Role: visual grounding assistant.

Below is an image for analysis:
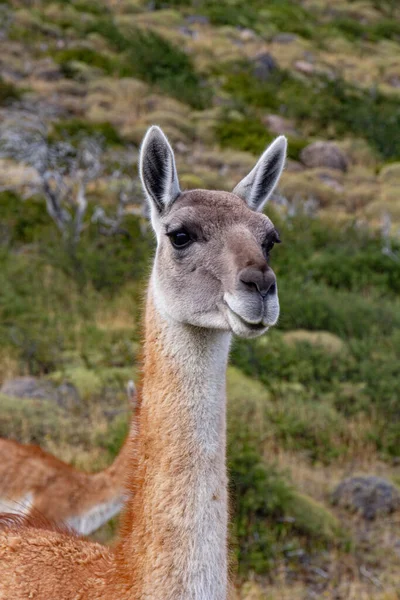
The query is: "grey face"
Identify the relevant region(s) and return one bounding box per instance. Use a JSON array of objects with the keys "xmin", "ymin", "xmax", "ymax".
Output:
[
  {"xmin": 154, "ymin": 190, "xmax": 280, "ymax": 338},
  {"xmin": 140, "ymin": 126, "xmax": 287, "ymax": 339}
]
